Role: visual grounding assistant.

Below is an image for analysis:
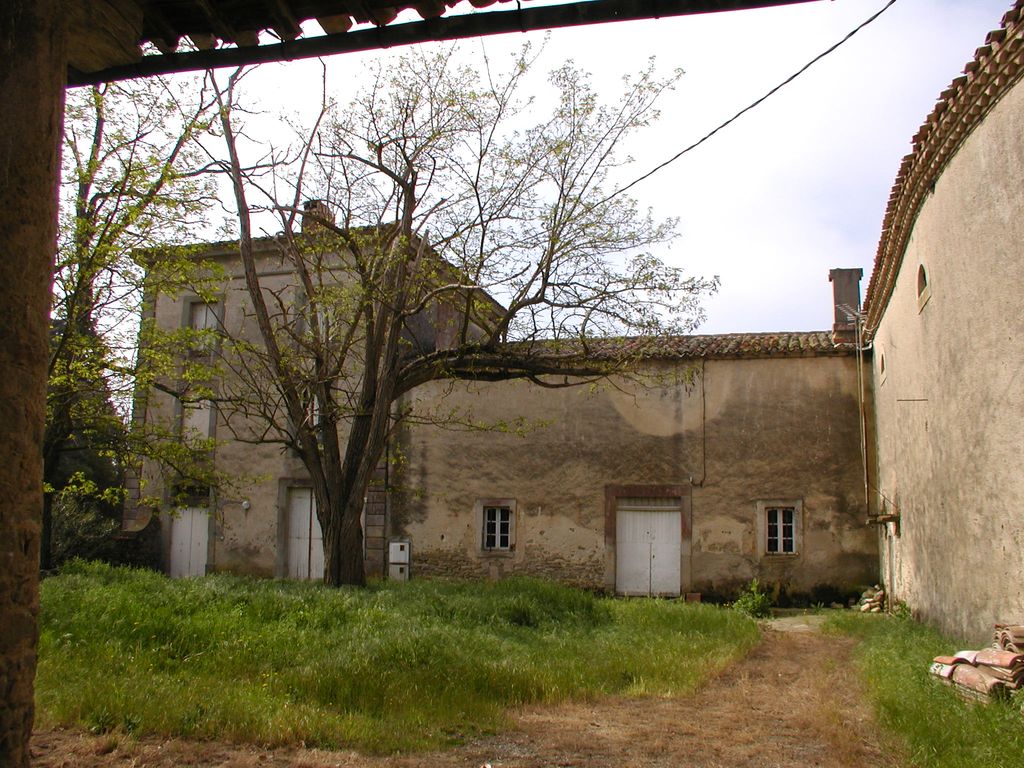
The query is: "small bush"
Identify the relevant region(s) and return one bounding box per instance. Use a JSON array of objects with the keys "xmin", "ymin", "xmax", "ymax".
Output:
[{"xmin": 731, "ymin": 578, "xmax": 772, "ymax": 618}]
